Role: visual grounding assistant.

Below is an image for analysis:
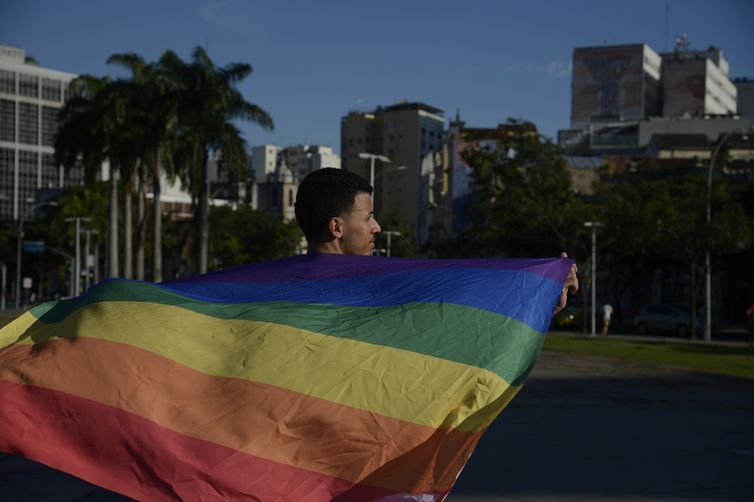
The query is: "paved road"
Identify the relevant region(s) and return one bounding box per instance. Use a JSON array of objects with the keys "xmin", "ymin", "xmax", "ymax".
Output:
[
  {"xmin": 451, "ymin": 351, "xmax": 754, "ymax": 501},
  {"xmin": 2, "ymin": 351, "xmax": 752, "ymax": 501}
]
